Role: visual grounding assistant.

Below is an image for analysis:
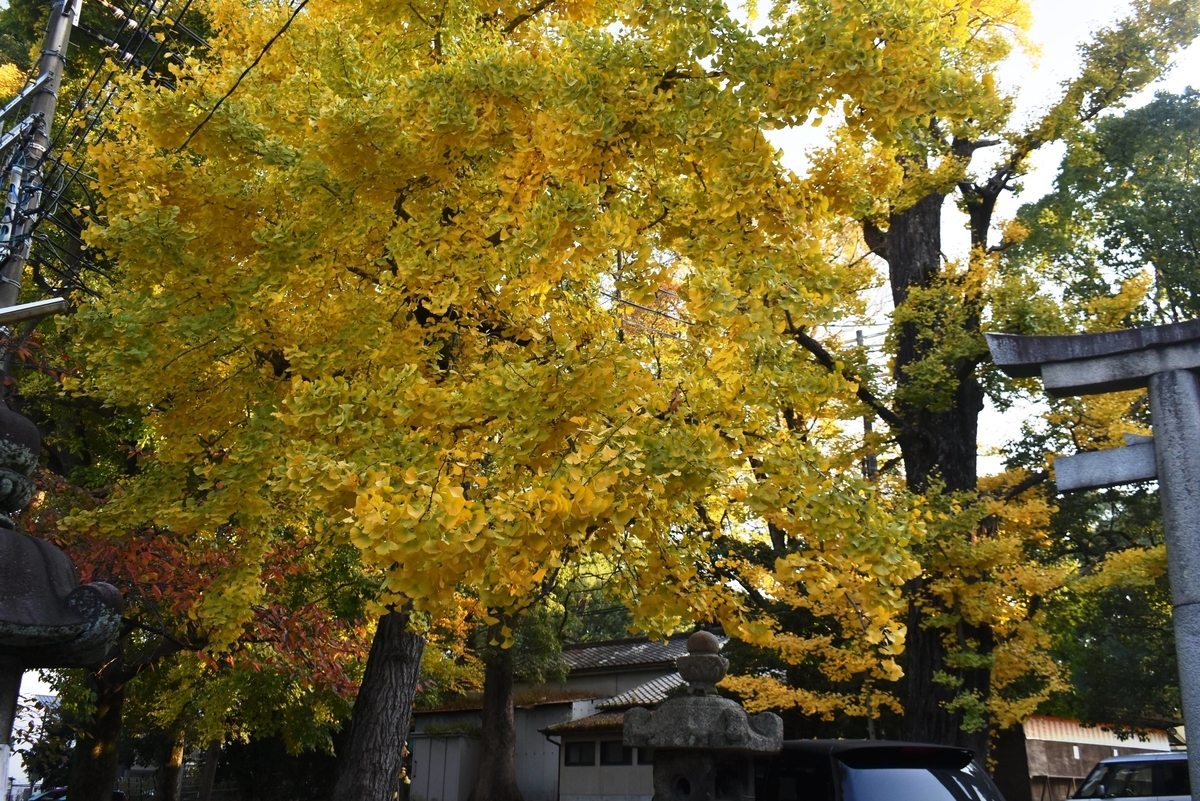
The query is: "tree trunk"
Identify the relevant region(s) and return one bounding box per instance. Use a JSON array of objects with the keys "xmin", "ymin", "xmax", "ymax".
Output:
[
  {"xmin": 156, "ymin": 722, "xmax": 186, "ymax": 801},
  {"xmin": 872, "ymin": 190, "xmax": 992, "ymax": 761},
  {"xmin": 468, "ymin": 641, "xmax": 523, "ymax": 801},
  {"xmin": 903, "ymin": 600, "xmax": 993, "ymax": 758},
  {"xmin": 66, "ymin": 635, "xmax": 184, "ymax": 801},
  {"xmin": 884, "ymin": 191, "xmax": 985, "ymax": 496},
  {"xmin": 66, "ymin": 674, "xmax": 125, "ymax": 801},
  {"xmin": 197, "ymin": 740, "xmax": 221, "ymax": 801},
  {"xmin": 331, "ymin": 610, "xmax": 426, "ymax": 801}
]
